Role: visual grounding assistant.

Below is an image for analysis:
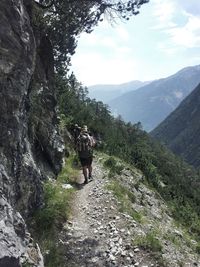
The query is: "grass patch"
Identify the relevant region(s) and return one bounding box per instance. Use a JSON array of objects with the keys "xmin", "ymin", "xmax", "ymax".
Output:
[
  {"xmin": 58, "ymin": 154, "xmax": 80, "ymax": 184},
  {"xmin": 163, "ymin": 231, "xmax": 182, "ymax": 248},
  {"xmin": 104, "ymin": 156, "xmax": 124, "ymax": 176},
  {"xmin": 195, "ymin": 243, "xmax": 200, "ymax": 254},
  {"xmin": 133, "ymin": 231, "xmax": 163, "ymax": 253},
  {"xmin": 40, "ymin": 239, "xmax": 65, "ymax": 267},
  {"xmin": 107, "ymin": 180, "xmax": 142, "ymax": 223},
  {"xmin": 33, "ymin": 181, "xmax": 74, "ymax": 235},
  {"xmin": 29, "ymin": 155, "xmax": 78, "ymax": 267}
]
